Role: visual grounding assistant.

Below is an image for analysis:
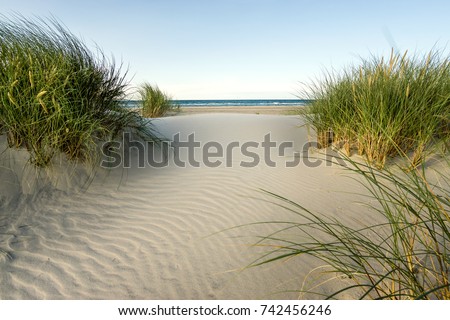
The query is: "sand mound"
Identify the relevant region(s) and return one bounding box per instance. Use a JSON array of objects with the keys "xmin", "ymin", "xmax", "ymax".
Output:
[{"xmin": 1, "ymin": 114, "xmax": 438, "ymax": 299}]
